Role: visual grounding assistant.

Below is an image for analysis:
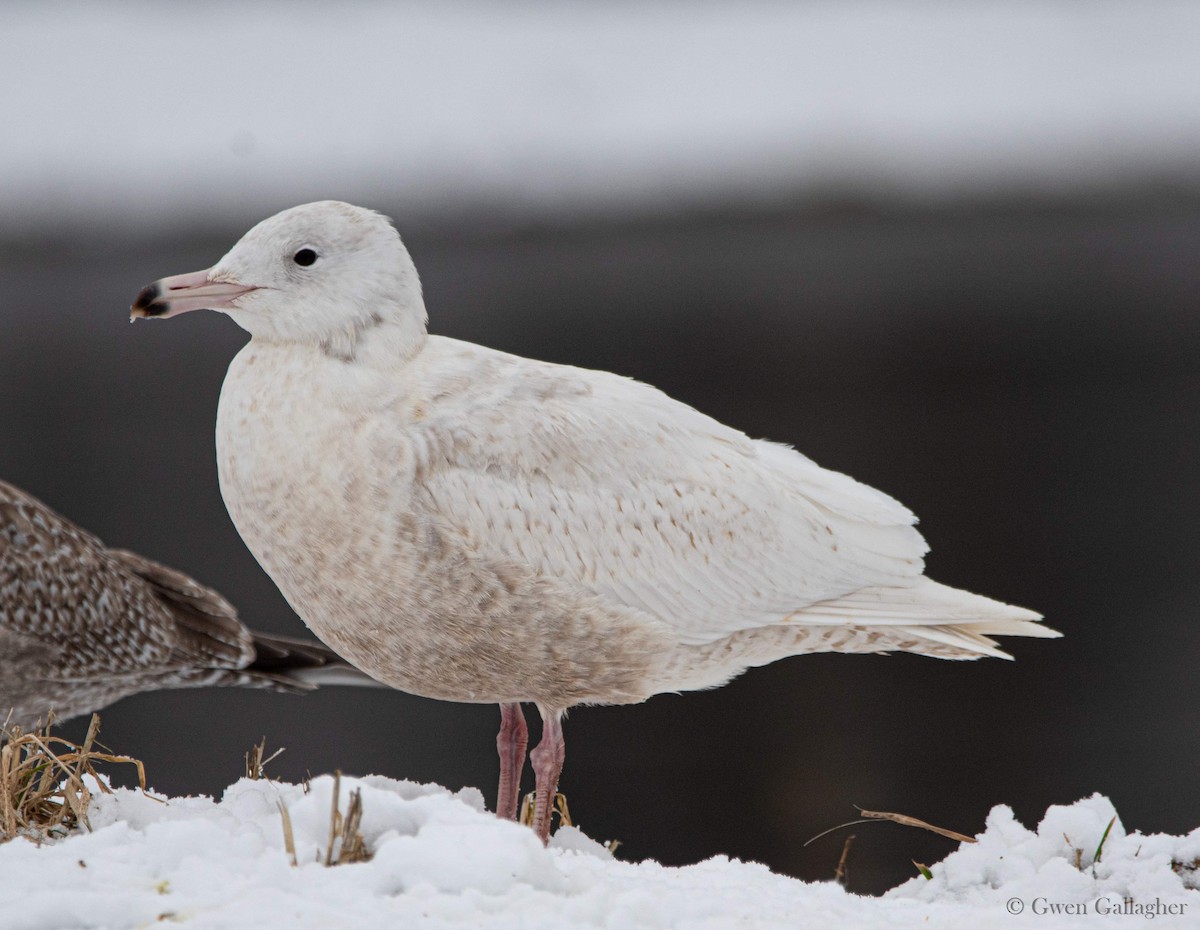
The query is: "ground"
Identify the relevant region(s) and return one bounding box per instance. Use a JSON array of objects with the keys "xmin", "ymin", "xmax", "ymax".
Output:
[{"xmin": 2, "ymin": 775, "xmax": 1197, "ymax": 929}]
